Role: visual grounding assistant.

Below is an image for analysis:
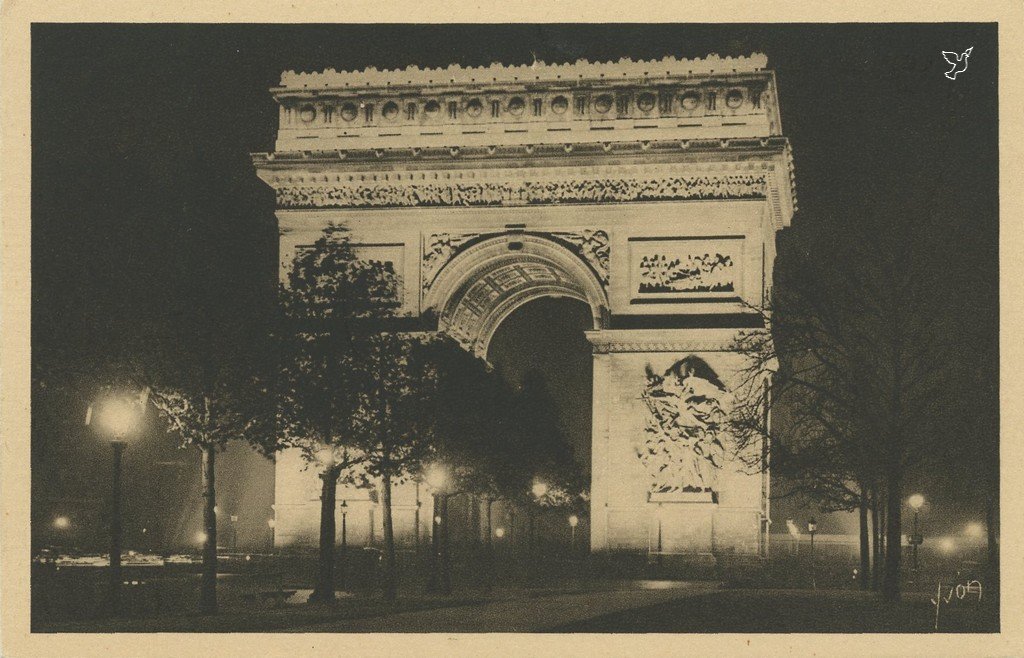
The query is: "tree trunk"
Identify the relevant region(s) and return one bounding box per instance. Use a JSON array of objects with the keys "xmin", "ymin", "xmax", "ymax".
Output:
[
  {"xmin": 426, "ymin": 492, "xmax": 441, "ymax": 593},
  {"xmin": 440, "ymin": 493, "xmax": 452, "ymax": 595},
  {"xmin": 985, "ymin": 495, "xmax": 997, "ymax": 566},
  {"xmin": 308, "ymin": 466, "xmax": 339, "ymax": 603},
  {"xmin": 469, "ymin": 494, "xmax": 481, "ymax": 548},
  {"xmin": 200, "ymin": 444, "xmax": 217, "ymax": 615},
  {"xmin": 858, "ymin": 487, "xmax": 870, "ymax": 591},
  {"xmin": 528, "ymin": 508, "xmax": 536, "ymax": 559},
  {"xmin": 509, "ymin": 507, "xmax": 516, "ymax": 553},
  {"xmin": 879, "ymin": 500, "xmax": 887, "ymax": 570},
  {"xmin": 485, "ymin": 498, "xmax": 493, "ymax": 549},
  {"xmin": 985, "ymin": 493, "xmax": 998, "ymax": 597},
  {"xmin": 871, "ymin": 493, "xmax": 882, "ymax": 591},
  {"xmin": 381, "ymin": 472, "xmax": 398, "ymax": 601},
  {"xmin": 882, "ymin": 471, "xmax": 903, "ymax": 602},
  {"xmin": 485, "ymin": 498, "xmax": 495, "ymax": 591}
]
